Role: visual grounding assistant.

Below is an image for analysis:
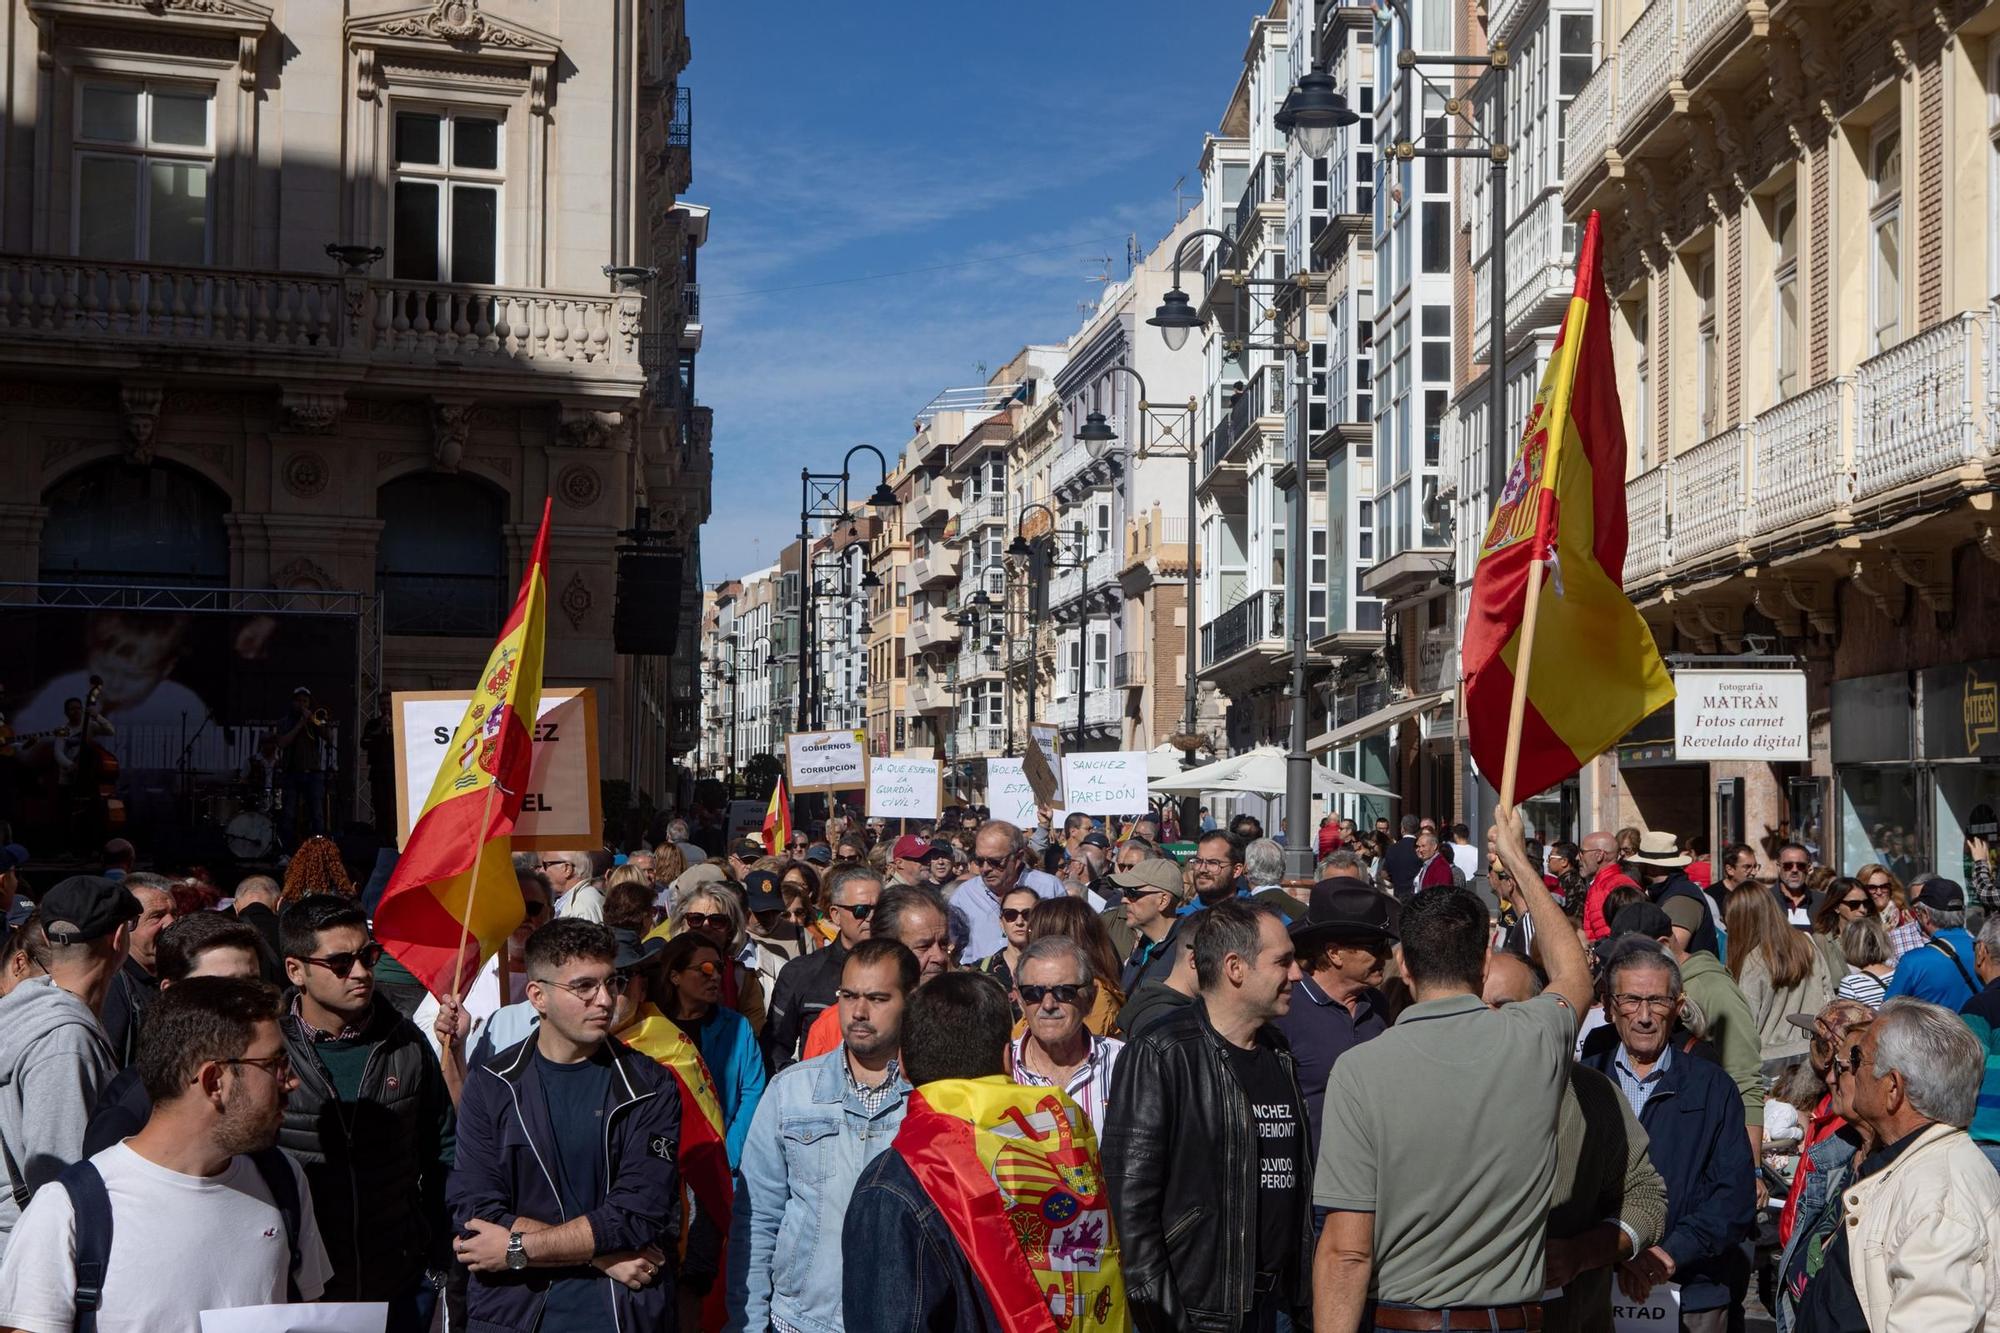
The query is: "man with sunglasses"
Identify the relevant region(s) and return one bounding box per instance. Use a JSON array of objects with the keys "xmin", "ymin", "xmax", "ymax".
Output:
[
  {"xmin": 1010, "ymin": 935, "xmax": 1124, "ymax": 1133},
  {"xmin": 278, "ymin": 895, "xmax": 453, "ymax": 1332},
  {"xmin": 450, "ymin": 919, "xmax": 681, "ymax": 1333},
  {"xmin": 763, "ymin": 864, "xmax": 883, "ymax": 1068},
  {"xmin": 953, "ymin": 821, "xmax": 1064, "ymax": 964},
  {"xmin": 1116, "ymin": 856, "xmax": 1190, "ymax": 995},
  {"xmin": 1771, "ymin": 841, "xmax": 1824, "ymax": 930}
]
